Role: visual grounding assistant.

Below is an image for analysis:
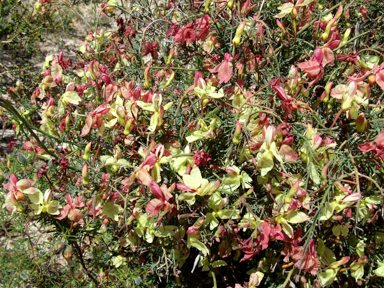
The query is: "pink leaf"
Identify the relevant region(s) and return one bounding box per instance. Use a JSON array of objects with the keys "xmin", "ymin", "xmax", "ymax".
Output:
[
  {"xmin": 279, "ymin": 144, "xmax": 298, "ymax": 162},
  {"xmin": 10, "ymin": 174, "xmax": 18, "ymax": 187},
  {"xmin": 68, "ymin": 209, "xmax": 84, "ymax": 223},
  {"xmin": 217, "ymin": 61, "xmax": 233, "ymax": 83},
  {"xmin": 330, "ymin": 84, "xmax": 346, "ymax": 100},
  {"xmin": 297, "ymin": 60, "xmax": 321, "ymax": 78},
  {"xmin": 311, "ymin": 48, "xmax": 324, "ymax": 65},
  {"xmin": 80, "ymin": 115, "xmax": 93, "ymax": 136},
  {"xmin": 176, "ymin": 183, "xmax": 194, "ymax": 192},
  {"xmin": 146, "ymin": 198, "xmax": 163, "ymax": 217},
  {"xmin": 150, "ymin": 182, "xmax": 164, "ymax": 200},
  {"xmin": 137, "ymin": 169, "xmax": 153, "ymax": 187},
  {"xmin": 376, "ymin": 70, "xmax": 384, "ymax": 91},
  {"xmin": 322, "ymin": 47, "xmax": 335, "ymax": 67},
  {"xmin": 272, "ymin": 86, "xmax": 288, "ymax": 102},
  {"xmin": 55, "ymin": 205, "xmax": 70, "ymax": 220}
]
